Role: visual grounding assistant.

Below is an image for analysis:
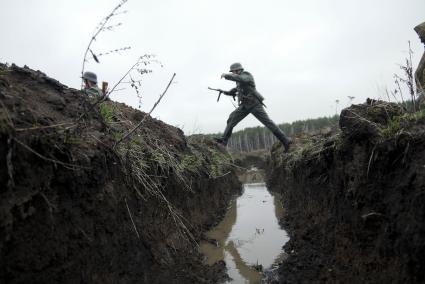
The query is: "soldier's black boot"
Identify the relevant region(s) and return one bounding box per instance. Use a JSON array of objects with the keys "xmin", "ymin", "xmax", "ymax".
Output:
[
  {"xmin": 271, "ymin": 129, "xmax": 292, "ymax": 152},
  {"xmin": 214, "ymin": 137, "xmax": 227, "ymax": 146},
  {"xmin": 283, "ymin": 138, "xmax": 293, "ymax": 153}
]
